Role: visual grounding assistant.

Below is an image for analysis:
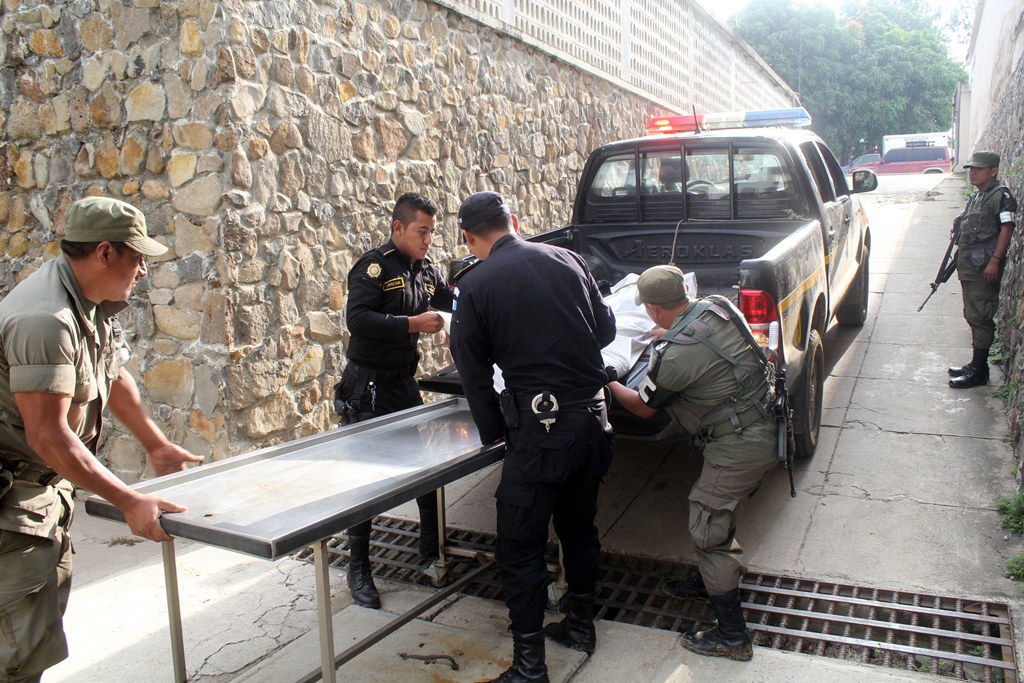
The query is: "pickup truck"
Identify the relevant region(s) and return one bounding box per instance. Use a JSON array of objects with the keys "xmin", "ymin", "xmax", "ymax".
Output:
[{"xmin": 423, "ymin": 108, "xmax": 877, "ymax": 460}]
